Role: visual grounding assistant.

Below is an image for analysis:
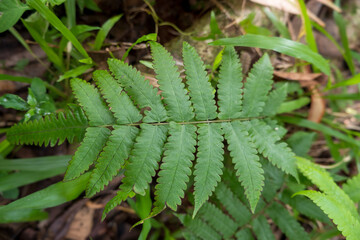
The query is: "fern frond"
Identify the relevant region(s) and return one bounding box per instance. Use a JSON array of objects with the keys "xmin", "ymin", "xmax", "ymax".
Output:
[
  {"xmin": 252, "ymin": 215, "xmax": 276, "ymax": 240},
  {"xmin": 107, "ymin": 59, "xmax": 167, "ymax": 123},
  {"xmin": 70, "ymin": 78, "xmax": 115, "ymax": 126},
  {"xmin": 261, "ymin": 83, "xmax": 288, "ymax": 116},
  {"xmin": 193, "ymin": 123, "xmax": 224, "ymax": 217},
  {"xmin": 214, "ymin": 182, "xmax": 251, "ymax": 226},
  {"xmin": 182, "ymin": 42, "xmax": 217, "ymax": 120},
  {"xmin": 295, "ymin": 190, "xmax": 360, "ymax": 240},
  {"xmin": 198, "ymin": 202, "xmax": 238, "ymax": 239},
  {"xmin": 222, "ymin": 121, "xmax": 264, "ymax": 213},
  {"xmin": 64, "ymin": 127, "xmax": 110, "ymax": 181},
  {"xmin": 6, "ymin": 106, "xmax": 88, "ymax": 147},
  {"xmin": 102, "ymin": 190, "xmax": 135, "ymax": 219},
  {"xmin": 154, "ymin": 122, "xmax": 196, "ymax": 210},
  {"xmin": 343, "ymin": 173, "xmax": 360, "ymax": 202},
  {"xmin": 296, "ymin": 157, "xmax": 360, "ymax": 221},
  {"xmin": 235, "ymin": 228, "xmax": 254, "ymax": 240},
  {"xmin": 266, "ymin": 202, "xmax": 310, "ymax": 240},
  {"xmin": 241, "ymin": 54, "xmax": 273, "ymax": 117},
  {"xmin": 217, "ymin": 46, "xmax": 243, "ymax": 119},
  {"xmin": 120, "ymin": 124, "xmax": 168, "ymax": 195},
  {"xmin": 93, "ymin": 70, "xmax": 142, "ymax": 124},
  {"xmin": 247, "ymin": 119, "xmax": 298, "ymax": 180},
  {"xmin": 180, "ymin": 214, "xmax": 222, "ymax": 240},
  {"xmin": 86, "ymin": 126, "xmax": 139, "ymax": 197},
  {"xmin": 150, "ymin": 42, "xmax": 194, "ymax": 121}
]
